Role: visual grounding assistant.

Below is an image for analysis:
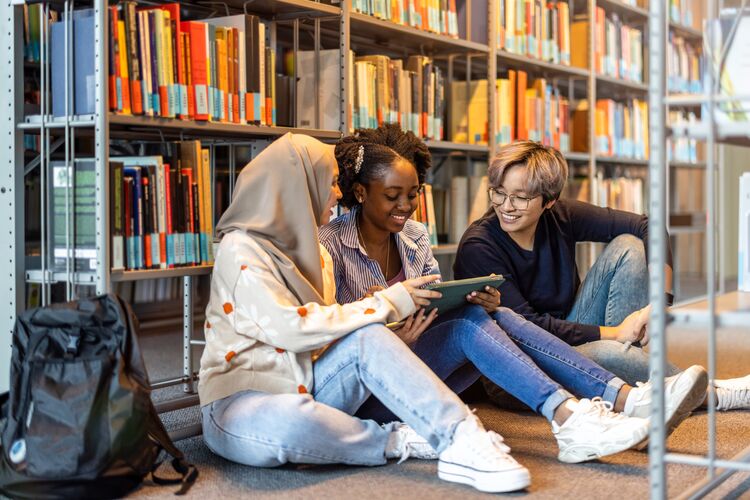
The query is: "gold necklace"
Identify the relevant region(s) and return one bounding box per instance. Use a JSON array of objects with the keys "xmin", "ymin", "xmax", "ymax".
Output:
[{"xmin": 357, "ymin": 218, "xmax": 390, "ymax": 280}]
